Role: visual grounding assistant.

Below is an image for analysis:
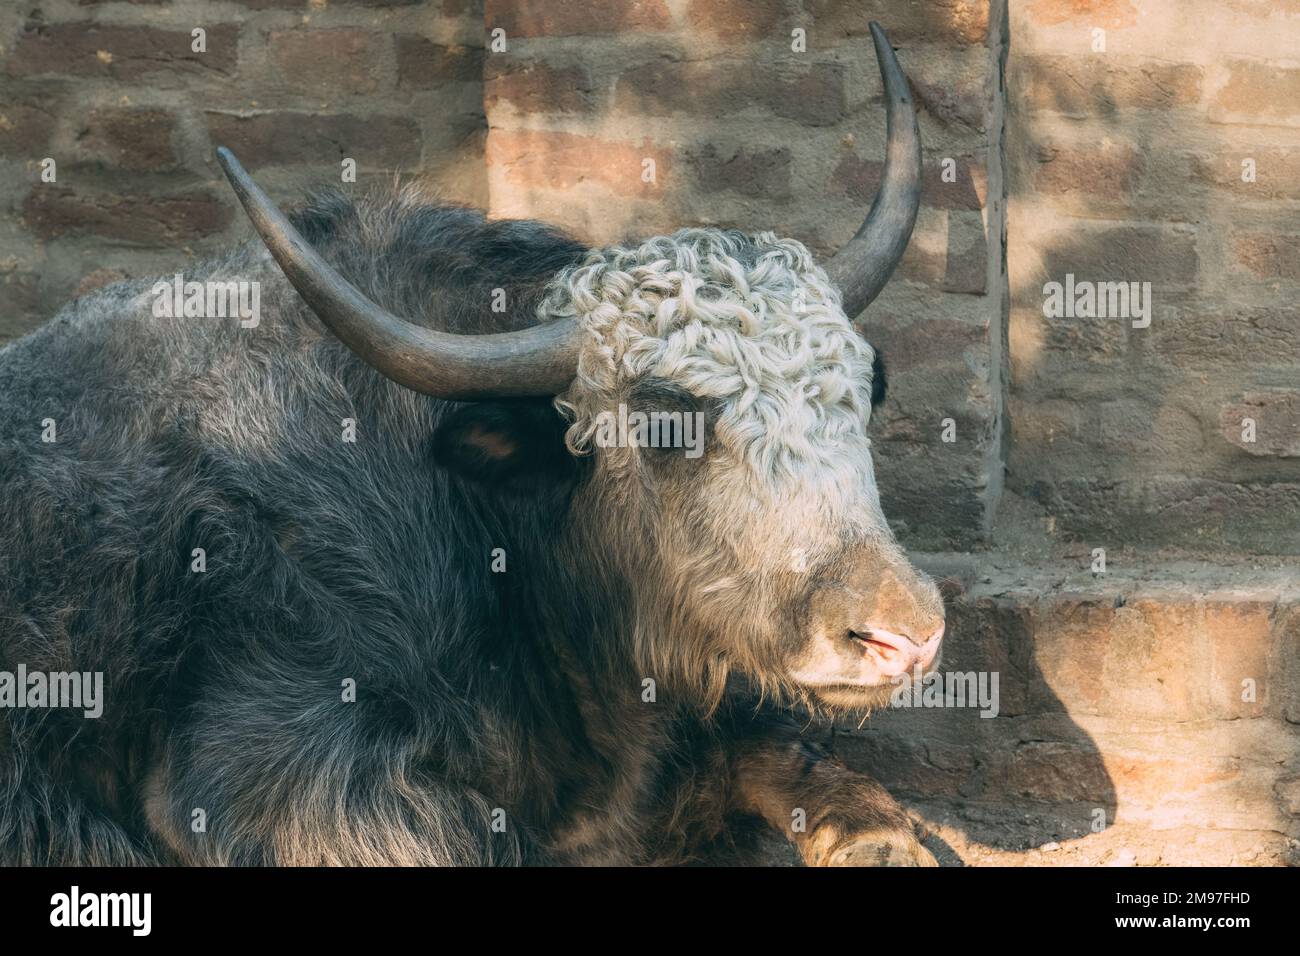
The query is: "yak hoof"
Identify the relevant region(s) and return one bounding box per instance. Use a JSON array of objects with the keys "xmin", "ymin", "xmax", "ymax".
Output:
[{"xmin": 824, "ymin": 832, "xmax": 939, "ymax": 867}]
